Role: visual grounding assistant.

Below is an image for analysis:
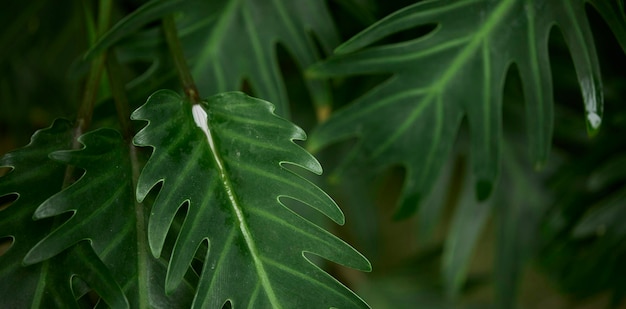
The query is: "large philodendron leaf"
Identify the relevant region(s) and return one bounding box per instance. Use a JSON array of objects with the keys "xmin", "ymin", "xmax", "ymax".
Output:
[
  {"xmin": 0, "ymin": 120, "xmax": 126, "ymax": 308},
  {"xmin": 132, "ymin": 90, "xmax": 371, "ymax": 308},
  {"xmin": 85, "ymin": 0, "xmax": 340, "ymax": 117},
  {"xmin": 183, "ymin": 0, "xmax": 339, "ymax": 117},
  {"xmin": 23, "ymin": 129, "xmax": 195, "ymax": 308},
  {"xmin": 308, "ymin": 0, "xmax": 616, "ymax": 217}
]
